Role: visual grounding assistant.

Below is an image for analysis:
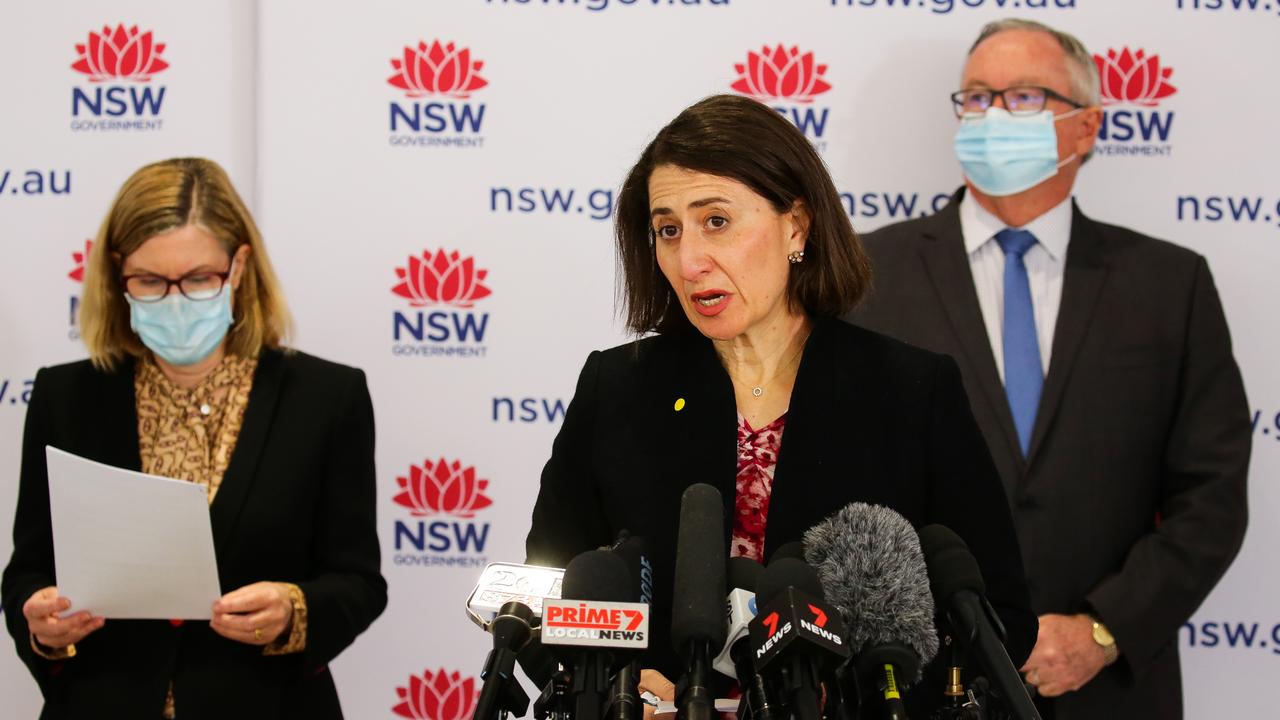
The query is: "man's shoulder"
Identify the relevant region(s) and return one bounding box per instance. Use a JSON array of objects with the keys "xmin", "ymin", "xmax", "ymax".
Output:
[
  {"xmin": 861, "ymin": 212, "xmax": 950, "ymax": 248},
  {"xmin": 1084, "ymin": 214, "xmax": 1203, "ymax": 268}
]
